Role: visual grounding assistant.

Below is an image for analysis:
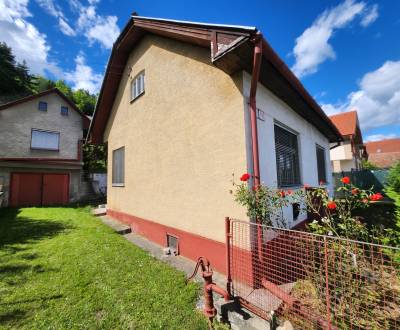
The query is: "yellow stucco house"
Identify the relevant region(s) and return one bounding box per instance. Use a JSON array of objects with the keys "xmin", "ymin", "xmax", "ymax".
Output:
[{"xmin": 88, "ymin": 15, "xmax": 341, "ymax": 273}]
